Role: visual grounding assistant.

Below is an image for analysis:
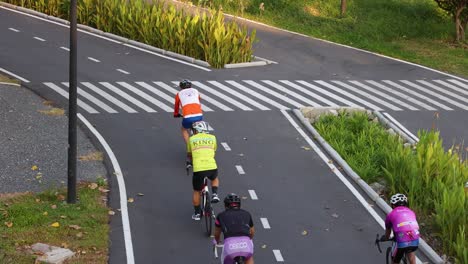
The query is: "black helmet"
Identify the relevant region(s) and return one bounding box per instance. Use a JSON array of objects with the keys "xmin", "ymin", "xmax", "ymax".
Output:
[
  {"xmin": 224, "ymin": 193, "xmax": 241, "ymax": 209},
  {"xmin": 179, "ymin": 79, "xmax": 192, "ymax": 89}
]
